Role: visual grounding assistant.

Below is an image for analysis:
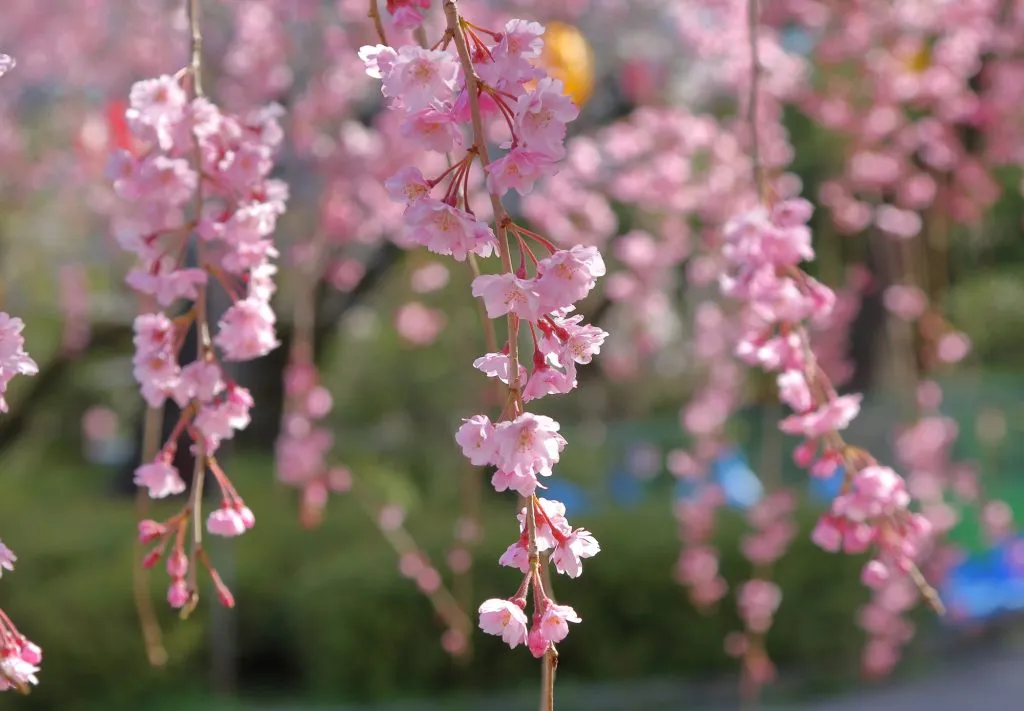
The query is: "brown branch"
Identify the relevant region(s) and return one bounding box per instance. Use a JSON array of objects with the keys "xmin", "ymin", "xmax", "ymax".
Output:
[
  {"xmin": 133, "ymin": 407, "xmax": 168, "ymax": 667},
  {"xmin": 746, "ymin": 0, "xmax": 763, "ymax": 198},
  {"xmin": 368, "ymin": 0, "xmax": 389, "ymax": 45}
]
